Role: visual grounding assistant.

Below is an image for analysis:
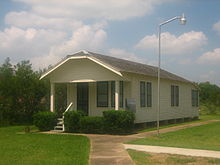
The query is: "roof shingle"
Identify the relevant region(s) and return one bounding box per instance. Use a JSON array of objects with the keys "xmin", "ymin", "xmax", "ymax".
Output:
[{"xmin": 66, "ymin": 51, "xmax": 191, "ymax": 83}]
